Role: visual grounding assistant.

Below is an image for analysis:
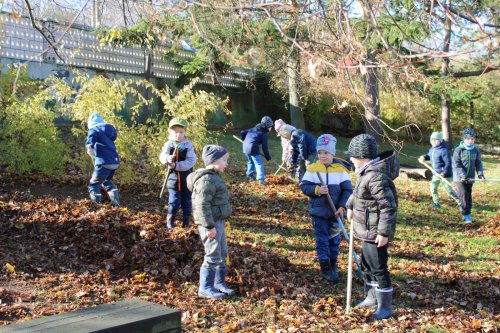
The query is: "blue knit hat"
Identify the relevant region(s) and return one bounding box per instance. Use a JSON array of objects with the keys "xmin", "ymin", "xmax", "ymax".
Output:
[
  {"xmin": 462, "ymin": 128, "xmax": 476, "ymax": 139},
  {"xmin": 317, "ymin": 134, "xmax": 337, "ymax": 155},
  {"xmin": 202, "ymin": 144, "xmax": 228, "ymax": 166},
  {"xmin": 88, "ymin": 113, "xmax": 106, "ymax": 129}
]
